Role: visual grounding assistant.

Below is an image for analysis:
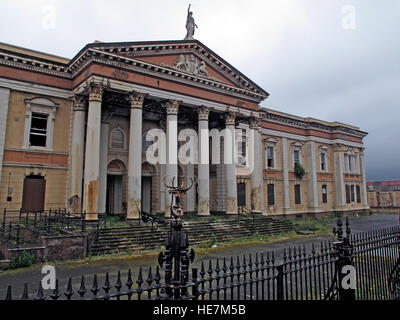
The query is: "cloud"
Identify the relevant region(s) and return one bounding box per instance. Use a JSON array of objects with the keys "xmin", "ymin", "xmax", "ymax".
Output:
[{"xmin": 0, "ymin": 0, "xmax": 398, "ymax": 180}]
